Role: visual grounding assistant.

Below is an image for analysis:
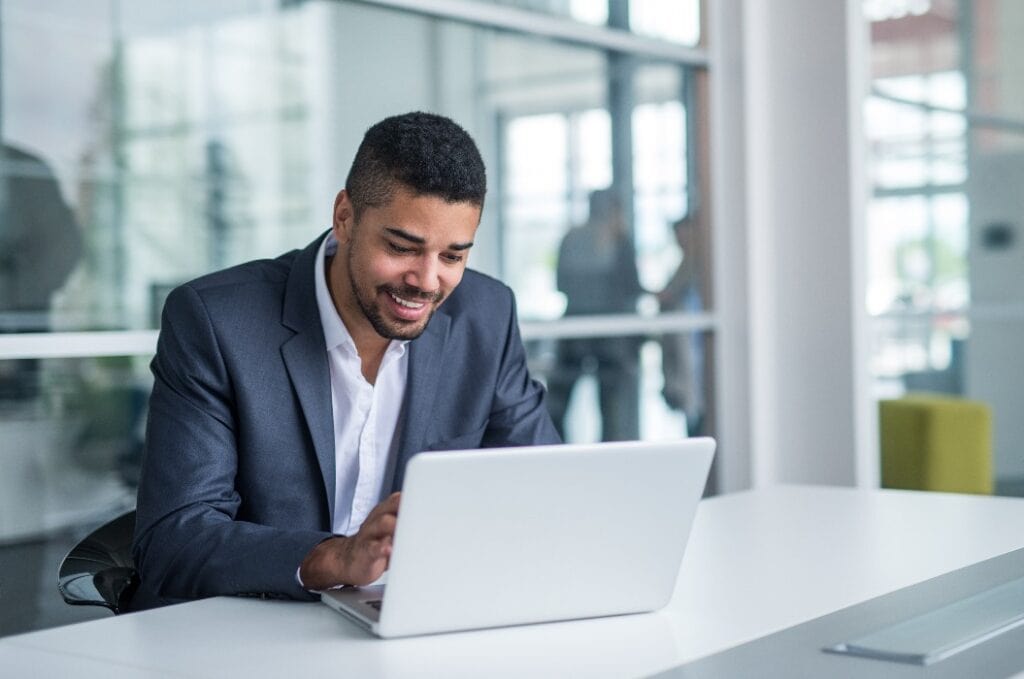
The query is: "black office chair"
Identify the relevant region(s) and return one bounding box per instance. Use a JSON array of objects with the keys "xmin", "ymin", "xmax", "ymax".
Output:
[{"xmin": 58, "ymin": 510, "xmax": 138, "ymax": 614}]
